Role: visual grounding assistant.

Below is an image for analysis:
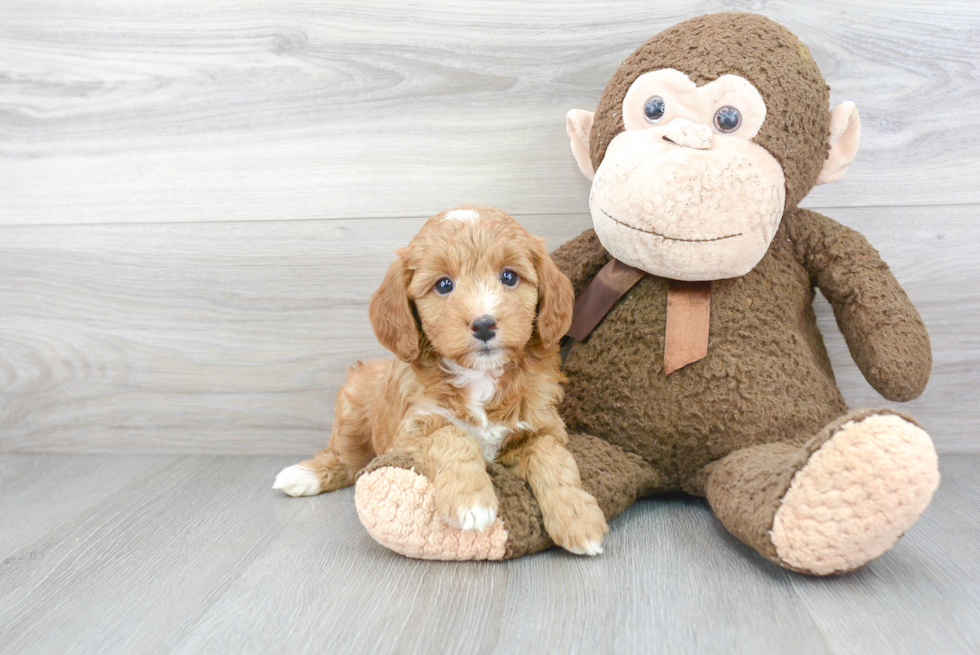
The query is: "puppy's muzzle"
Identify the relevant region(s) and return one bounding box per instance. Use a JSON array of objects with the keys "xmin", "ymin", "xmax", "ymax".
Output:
[{"xmin": 471, "ymin": 315, "xmax": 497, "ymax": 342}]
